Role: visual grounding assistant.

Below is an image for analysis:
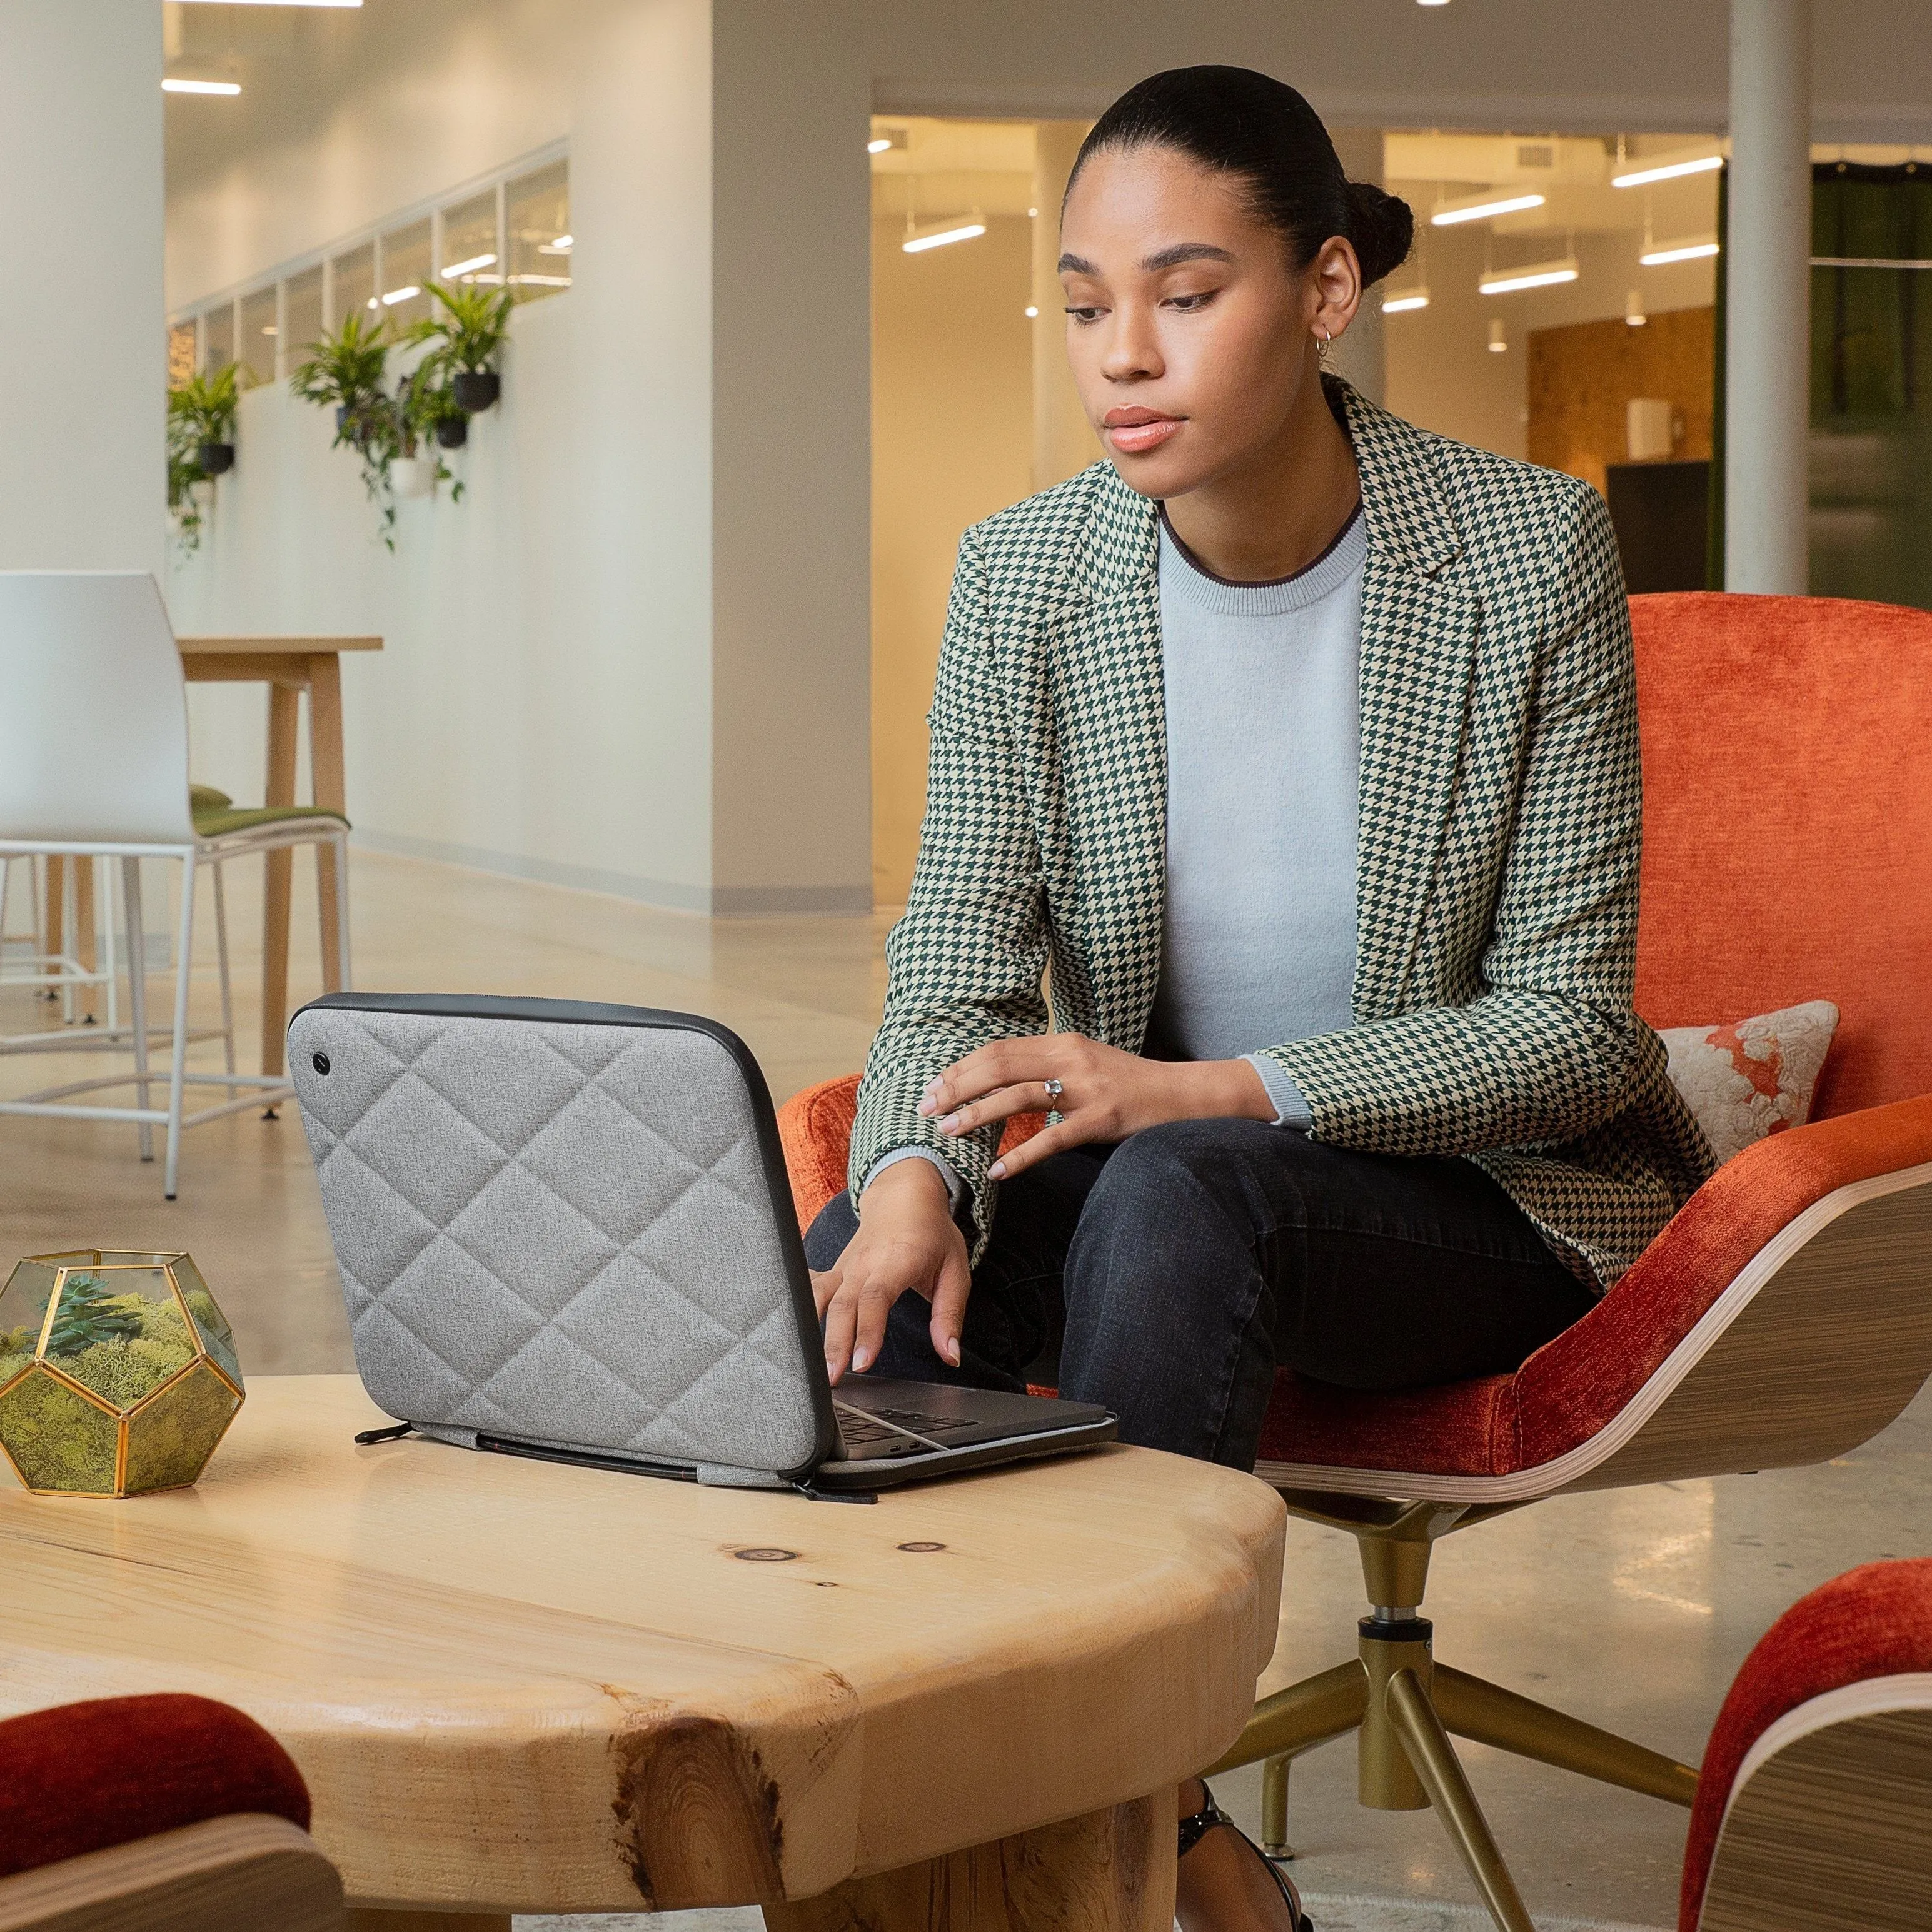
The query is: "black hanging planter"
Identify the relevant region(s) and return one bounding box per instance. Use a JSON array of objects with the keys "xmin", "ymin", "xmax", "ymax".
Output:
[
  {"xmin": 434, "ymin": 414, "xmax": 469, "ymax": 450},
  {"xmin": 452, "ymin": 370, "xmax": 500, "ymax": 413},
  {"xmin": 196, "ymin": 441, "xmax": 235, "ymax": 476}
]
